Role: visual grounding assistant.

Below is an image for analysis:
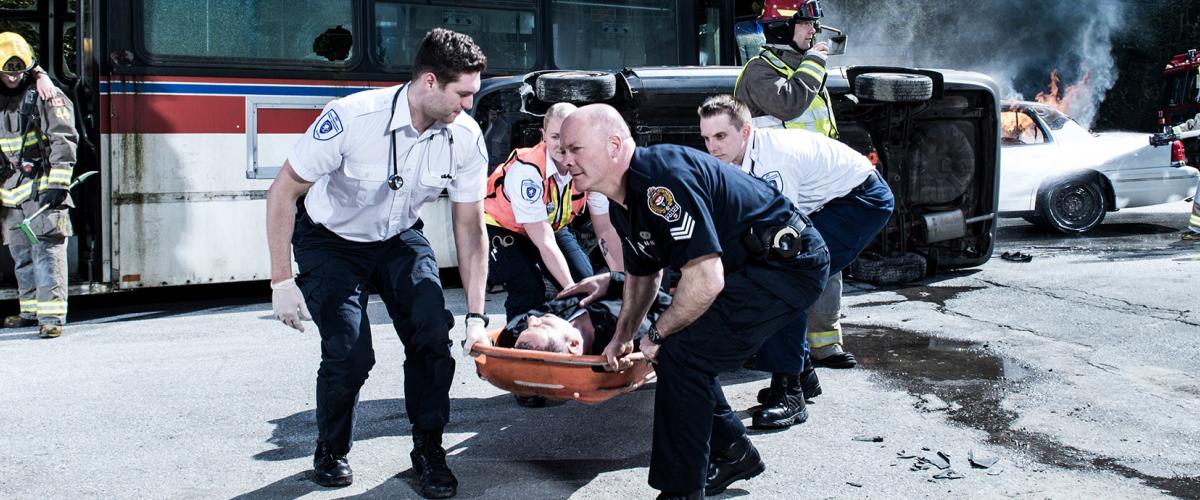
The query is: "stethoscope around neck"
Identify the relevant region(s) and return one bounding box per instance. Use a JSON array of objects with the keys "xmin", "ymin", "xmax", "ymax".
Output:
[{"xmin": 385, "ymin": 83, "xmax": 455, "ymax": 191}]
